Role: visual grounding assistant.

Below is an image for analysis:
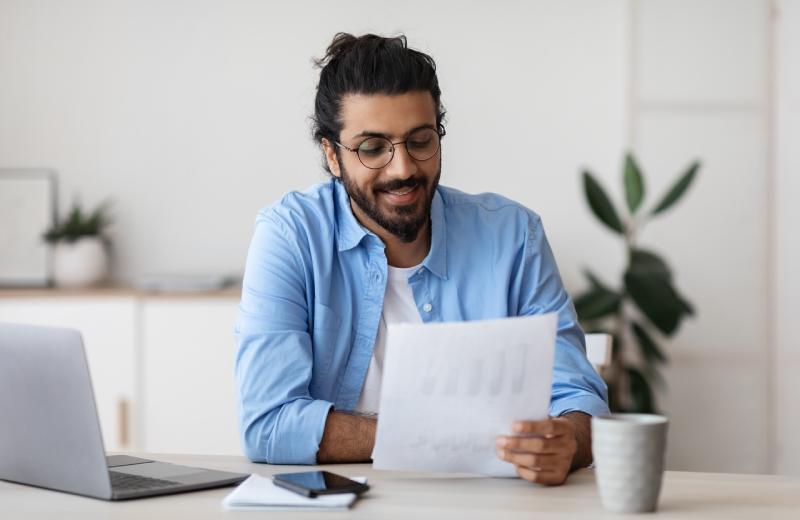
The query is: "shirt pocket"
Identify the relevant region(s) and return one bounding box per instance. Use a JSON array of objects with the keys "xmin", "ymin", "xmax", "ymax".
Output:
[{"xmin": 311, "ymin": 302, "xmax": 342, "ymax": 375}]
